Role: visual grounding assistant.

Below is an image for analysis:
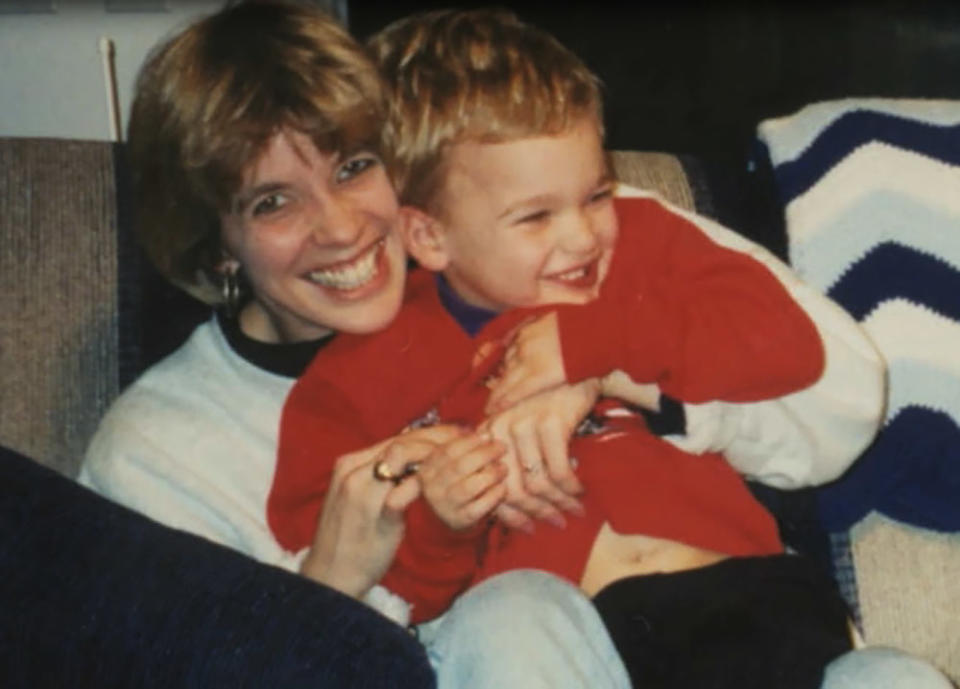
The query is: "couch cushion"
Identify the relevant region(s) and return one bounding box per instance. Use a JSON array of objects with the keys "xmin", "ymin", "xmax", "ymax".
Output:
[
  {"xmin": 0, "ymin": 138, "xmax": 121, "ymax": 478},
  {"xmin": 610, "ymin": 150, "xmax": 714, "ymax": 217},
  {"xmin": 0, "ymin": 443, "xmax": 434, "ymax": 688}
]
